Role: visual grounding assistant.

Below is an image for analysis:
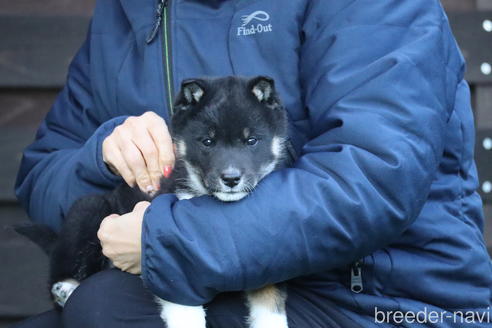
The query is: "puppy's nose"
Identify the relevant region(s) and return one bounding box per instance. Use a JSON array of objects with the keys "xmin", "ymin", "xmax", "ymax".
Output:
[{"xmin": 220, "ymin": 169, "xmax": 242, "ymax": 188}]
